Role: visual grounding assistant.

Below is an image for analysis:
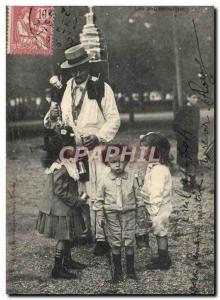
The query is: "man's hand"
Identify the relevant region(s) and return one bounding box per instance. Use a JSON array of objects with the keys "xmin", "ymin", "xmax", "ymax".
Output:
[{"xmin": 83, "ymin": 135, "xmax": 99, "ymax": 150}]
